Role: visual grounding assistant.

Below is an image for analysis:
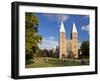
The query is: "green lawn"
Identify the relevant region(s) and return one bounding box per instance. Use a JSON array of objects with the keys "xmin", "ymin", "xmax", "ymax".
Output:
[{"xmin": 25, "ymin": 57, "xmax": 89, "ymax": 68}]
